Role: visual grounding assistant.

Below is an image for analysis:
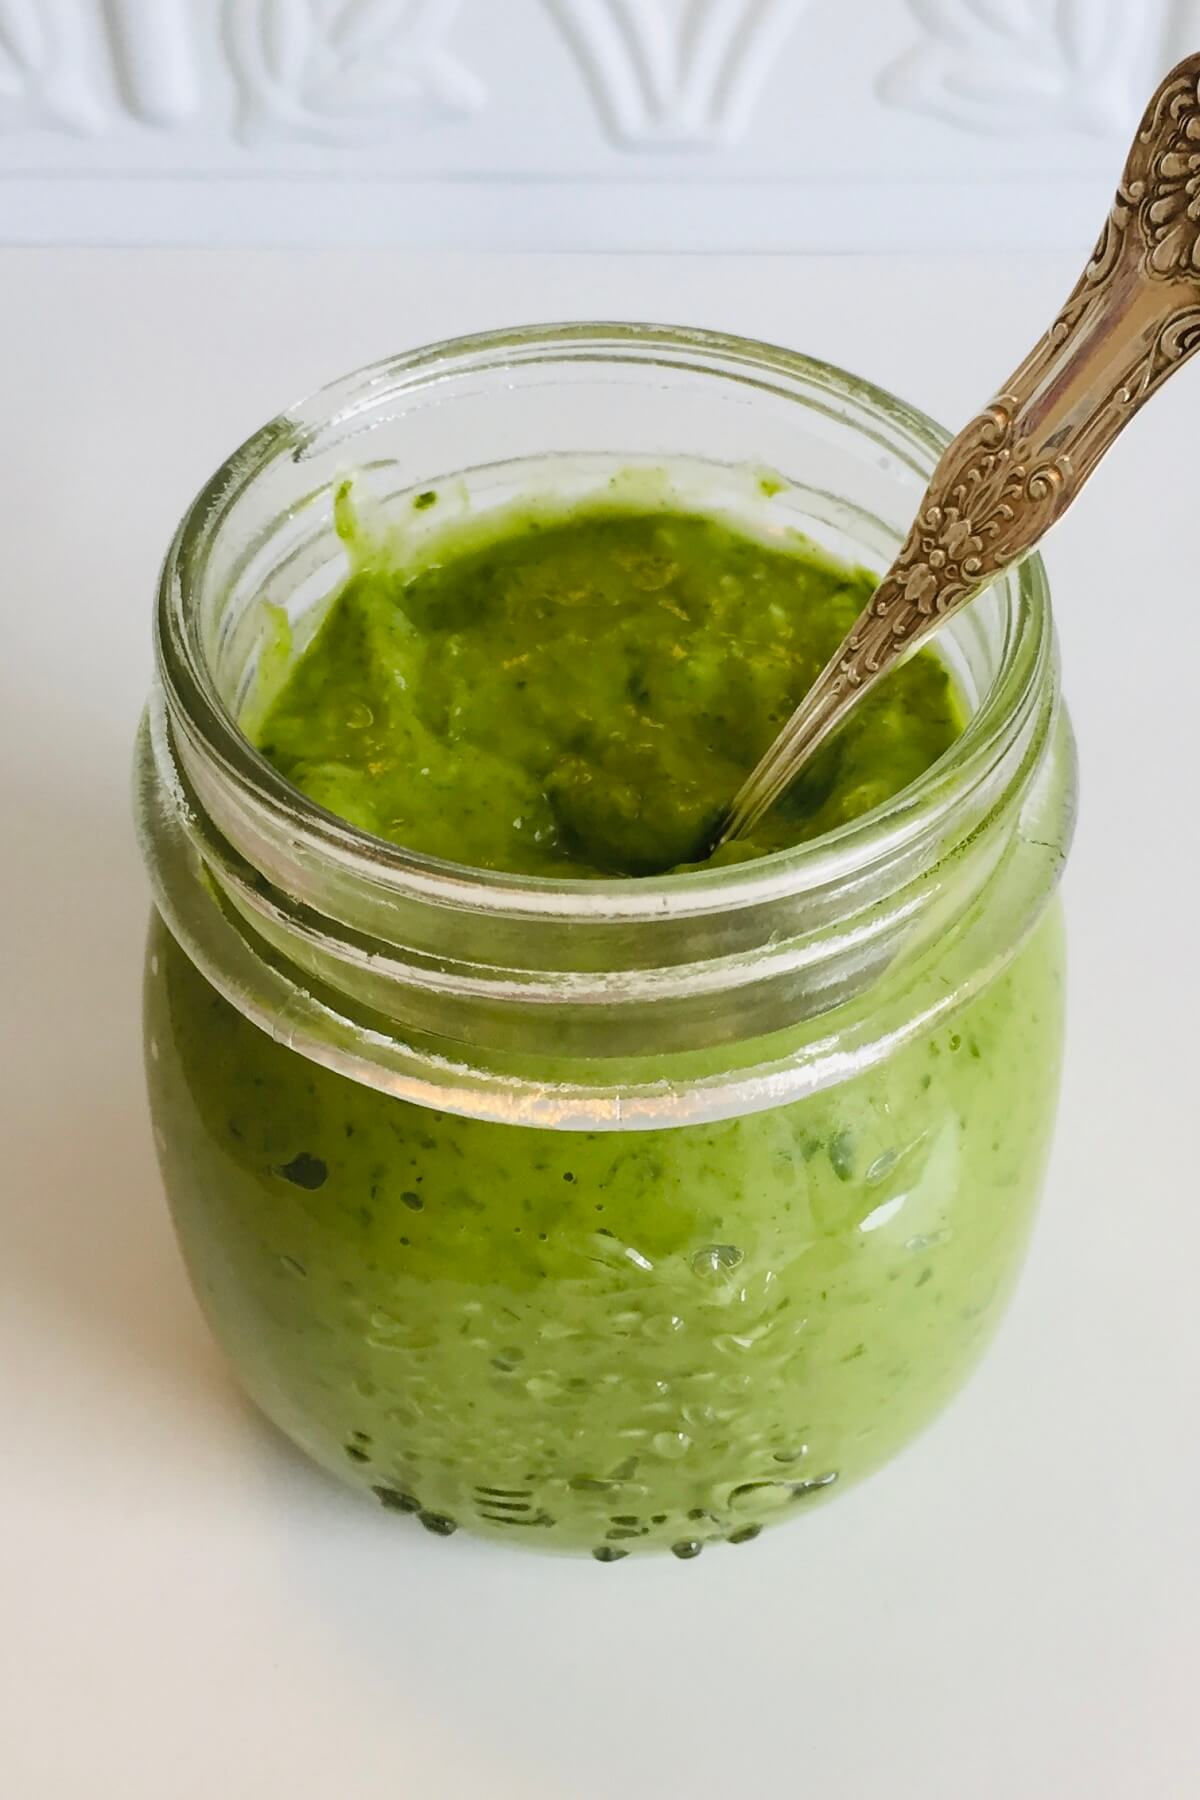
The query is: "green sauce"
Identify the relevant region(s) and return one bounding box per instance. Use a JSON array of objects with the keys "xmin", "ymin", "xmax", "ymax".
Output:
[
  {"xmin": 256, "ymin": 507, "xmax": 960, "ymax": 876},
  {"xmin": 147, "ymin": 912, "xmax": 1063, "ymax": 1555},
  {"xmin": 145, "ymin": 498, "xmax": 1065, "ymax": 1557}
]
